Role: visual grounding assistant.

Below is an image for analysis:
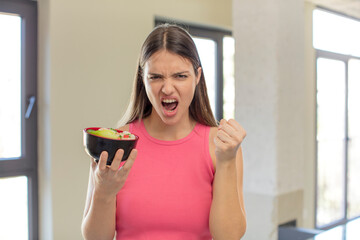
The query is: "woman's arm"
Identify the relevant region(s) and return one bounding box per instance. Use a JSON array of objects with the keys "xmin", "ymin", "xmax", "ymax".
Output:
[
  {"xmin": 81, "ymin": 125, "xmax": 138, "ymax": 240},
  {"xmin": 81, "ymin": 155, "xmax": 117, "ymax": 240},
  {"xmin": 209, "ymin": 119, "xmax": 247, "ymax": 240}
]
